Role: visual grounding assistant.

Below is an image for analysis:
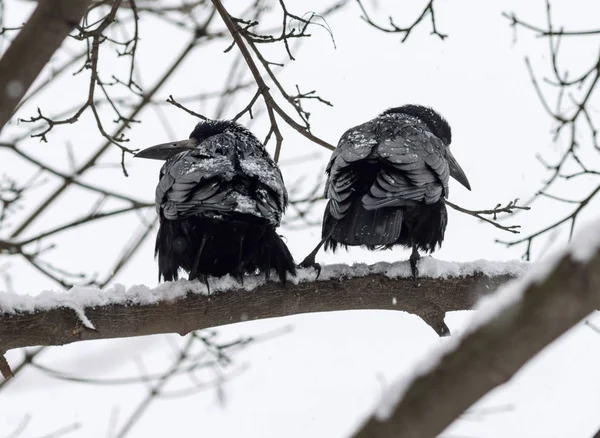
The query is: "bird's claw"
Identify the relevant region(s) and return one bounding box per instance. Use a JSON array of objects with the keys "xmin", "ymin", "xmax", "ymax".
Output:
[
  {"xmin": 298, "ymin": 257, "xmax": 322, "ymax": 280},
  {"xmin": 190, "ymin": 273, "xmax": 211, "ymax": 294}
]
